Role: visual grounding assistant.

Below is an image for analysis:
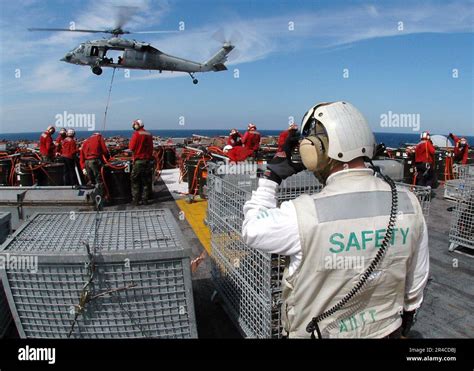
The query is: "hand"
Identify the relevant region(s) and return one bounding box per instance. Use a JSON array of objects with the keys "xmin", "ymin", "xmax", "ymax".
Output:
[
  {"xmin": 82, "ymin": 168, "xmax": 87, "ymax": 176},
  {"xmin": 264, "ymin": 157, "xmax": 305, "ymax": 185}
]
